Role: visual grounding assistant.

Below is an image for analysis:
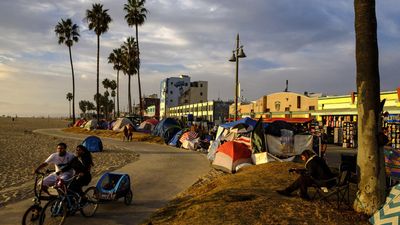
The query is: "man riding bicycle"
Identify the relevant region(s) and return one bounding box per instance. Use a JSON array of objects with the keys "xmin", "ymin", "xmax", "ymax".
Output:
[{"xmin": 34, "ymin": 143, "xmax": 75, "ymax": 195}]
